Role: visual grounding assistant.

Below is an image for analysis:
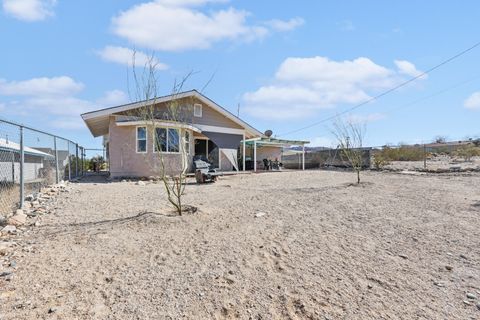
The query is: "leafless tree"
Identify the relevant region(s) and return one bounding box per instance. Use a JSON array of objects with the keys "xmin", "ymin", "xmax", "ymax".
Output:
[
  {"xmin": 128, "ymin": 52, "xmax": 195, "ymax": 215},
  {"xmin": 332, "ymin": 118, "xmax": 366, "ymax": 184}
]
